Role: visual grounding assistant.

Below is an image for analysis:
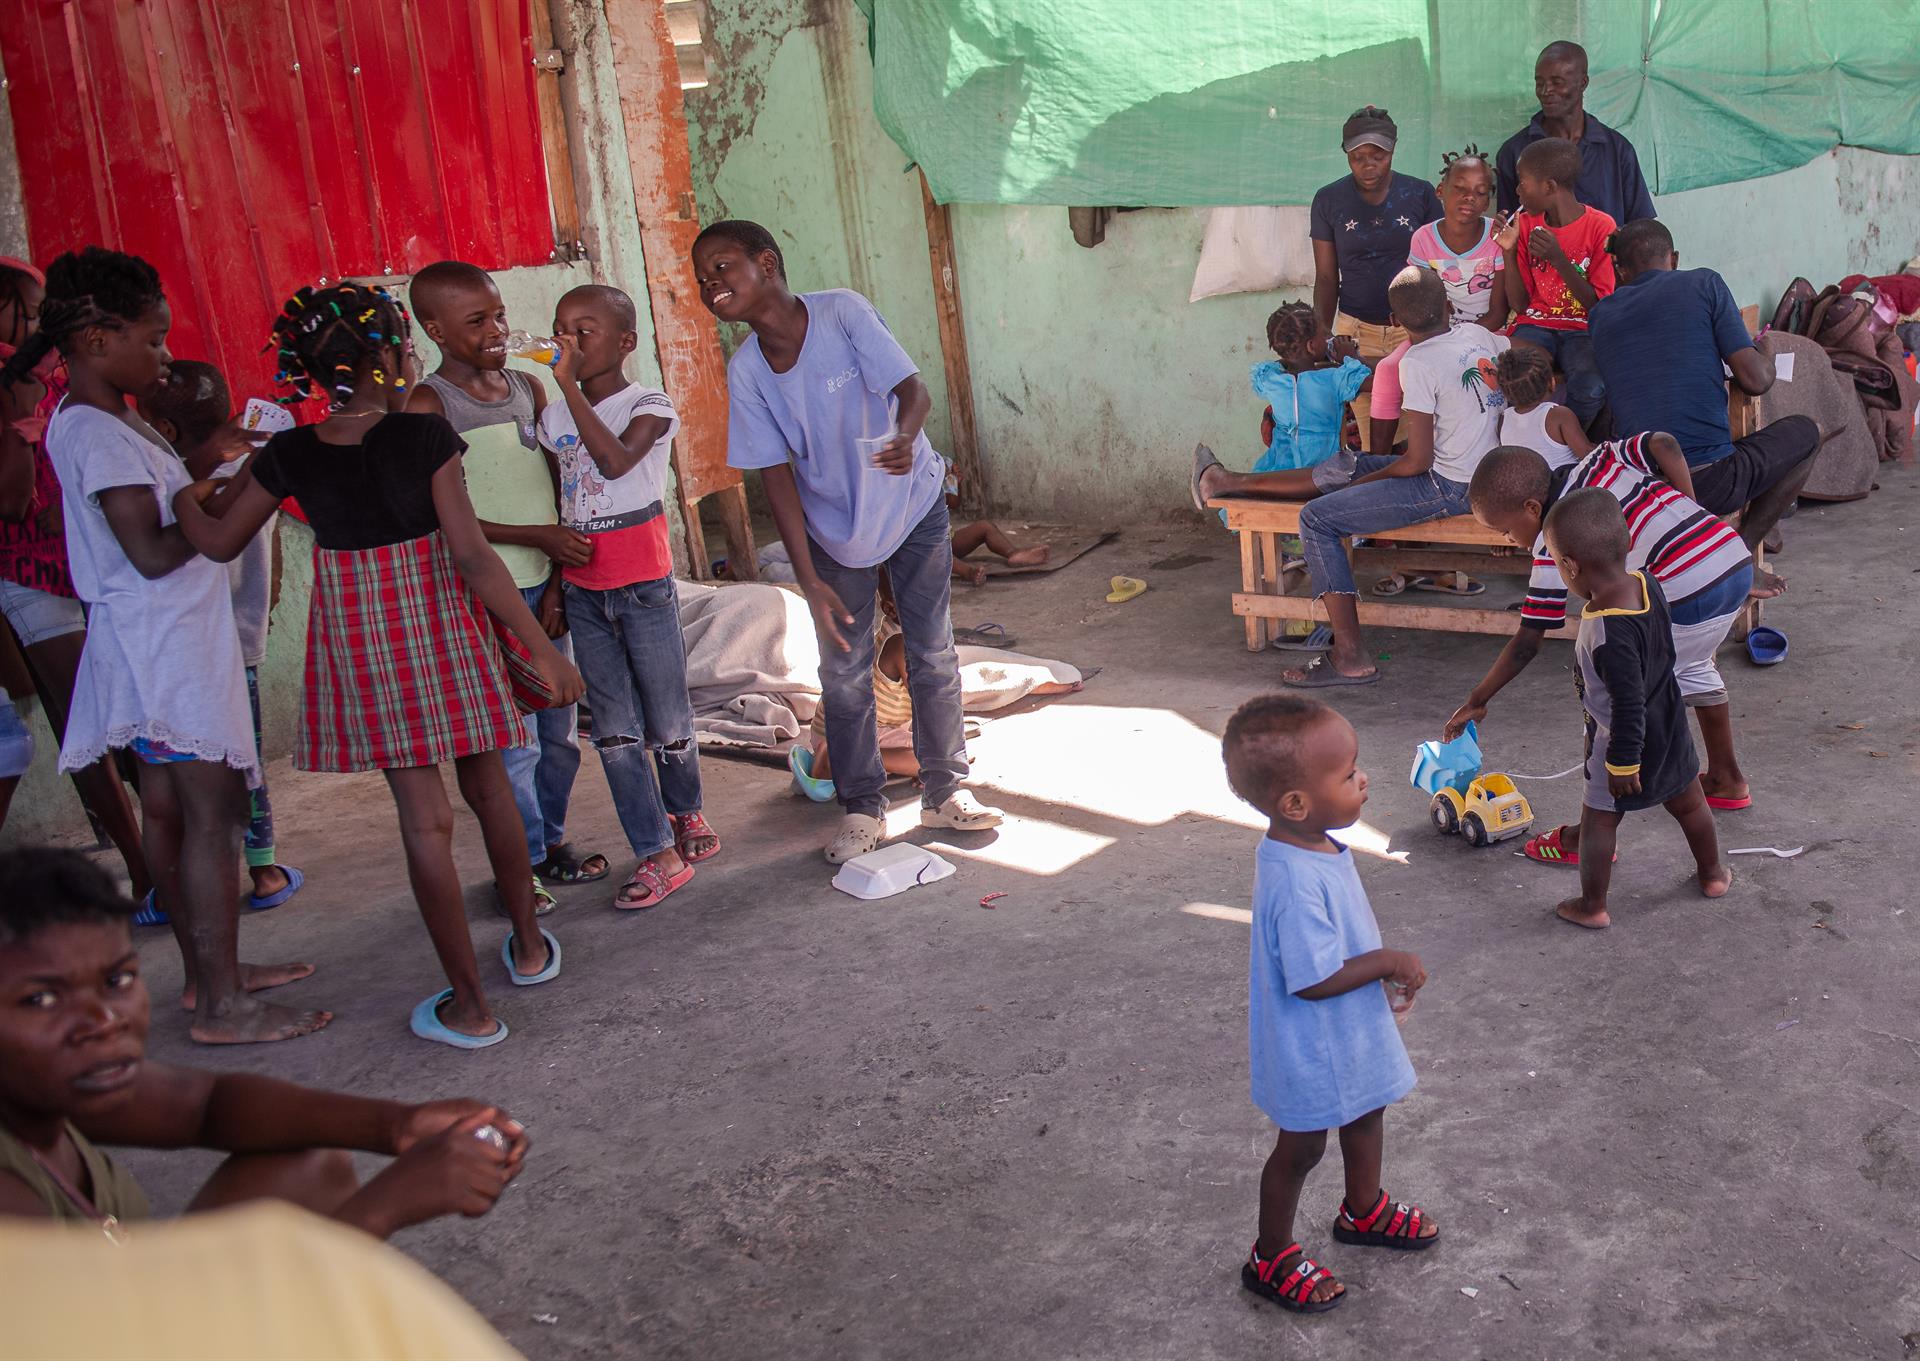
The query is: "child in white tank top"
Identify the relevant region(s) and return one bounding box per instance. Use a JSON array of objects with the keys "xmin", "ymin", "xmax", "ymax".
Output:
[{"xmin": 1495, "ymin": 346, "xmax": 1592, "ymax": 470}]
